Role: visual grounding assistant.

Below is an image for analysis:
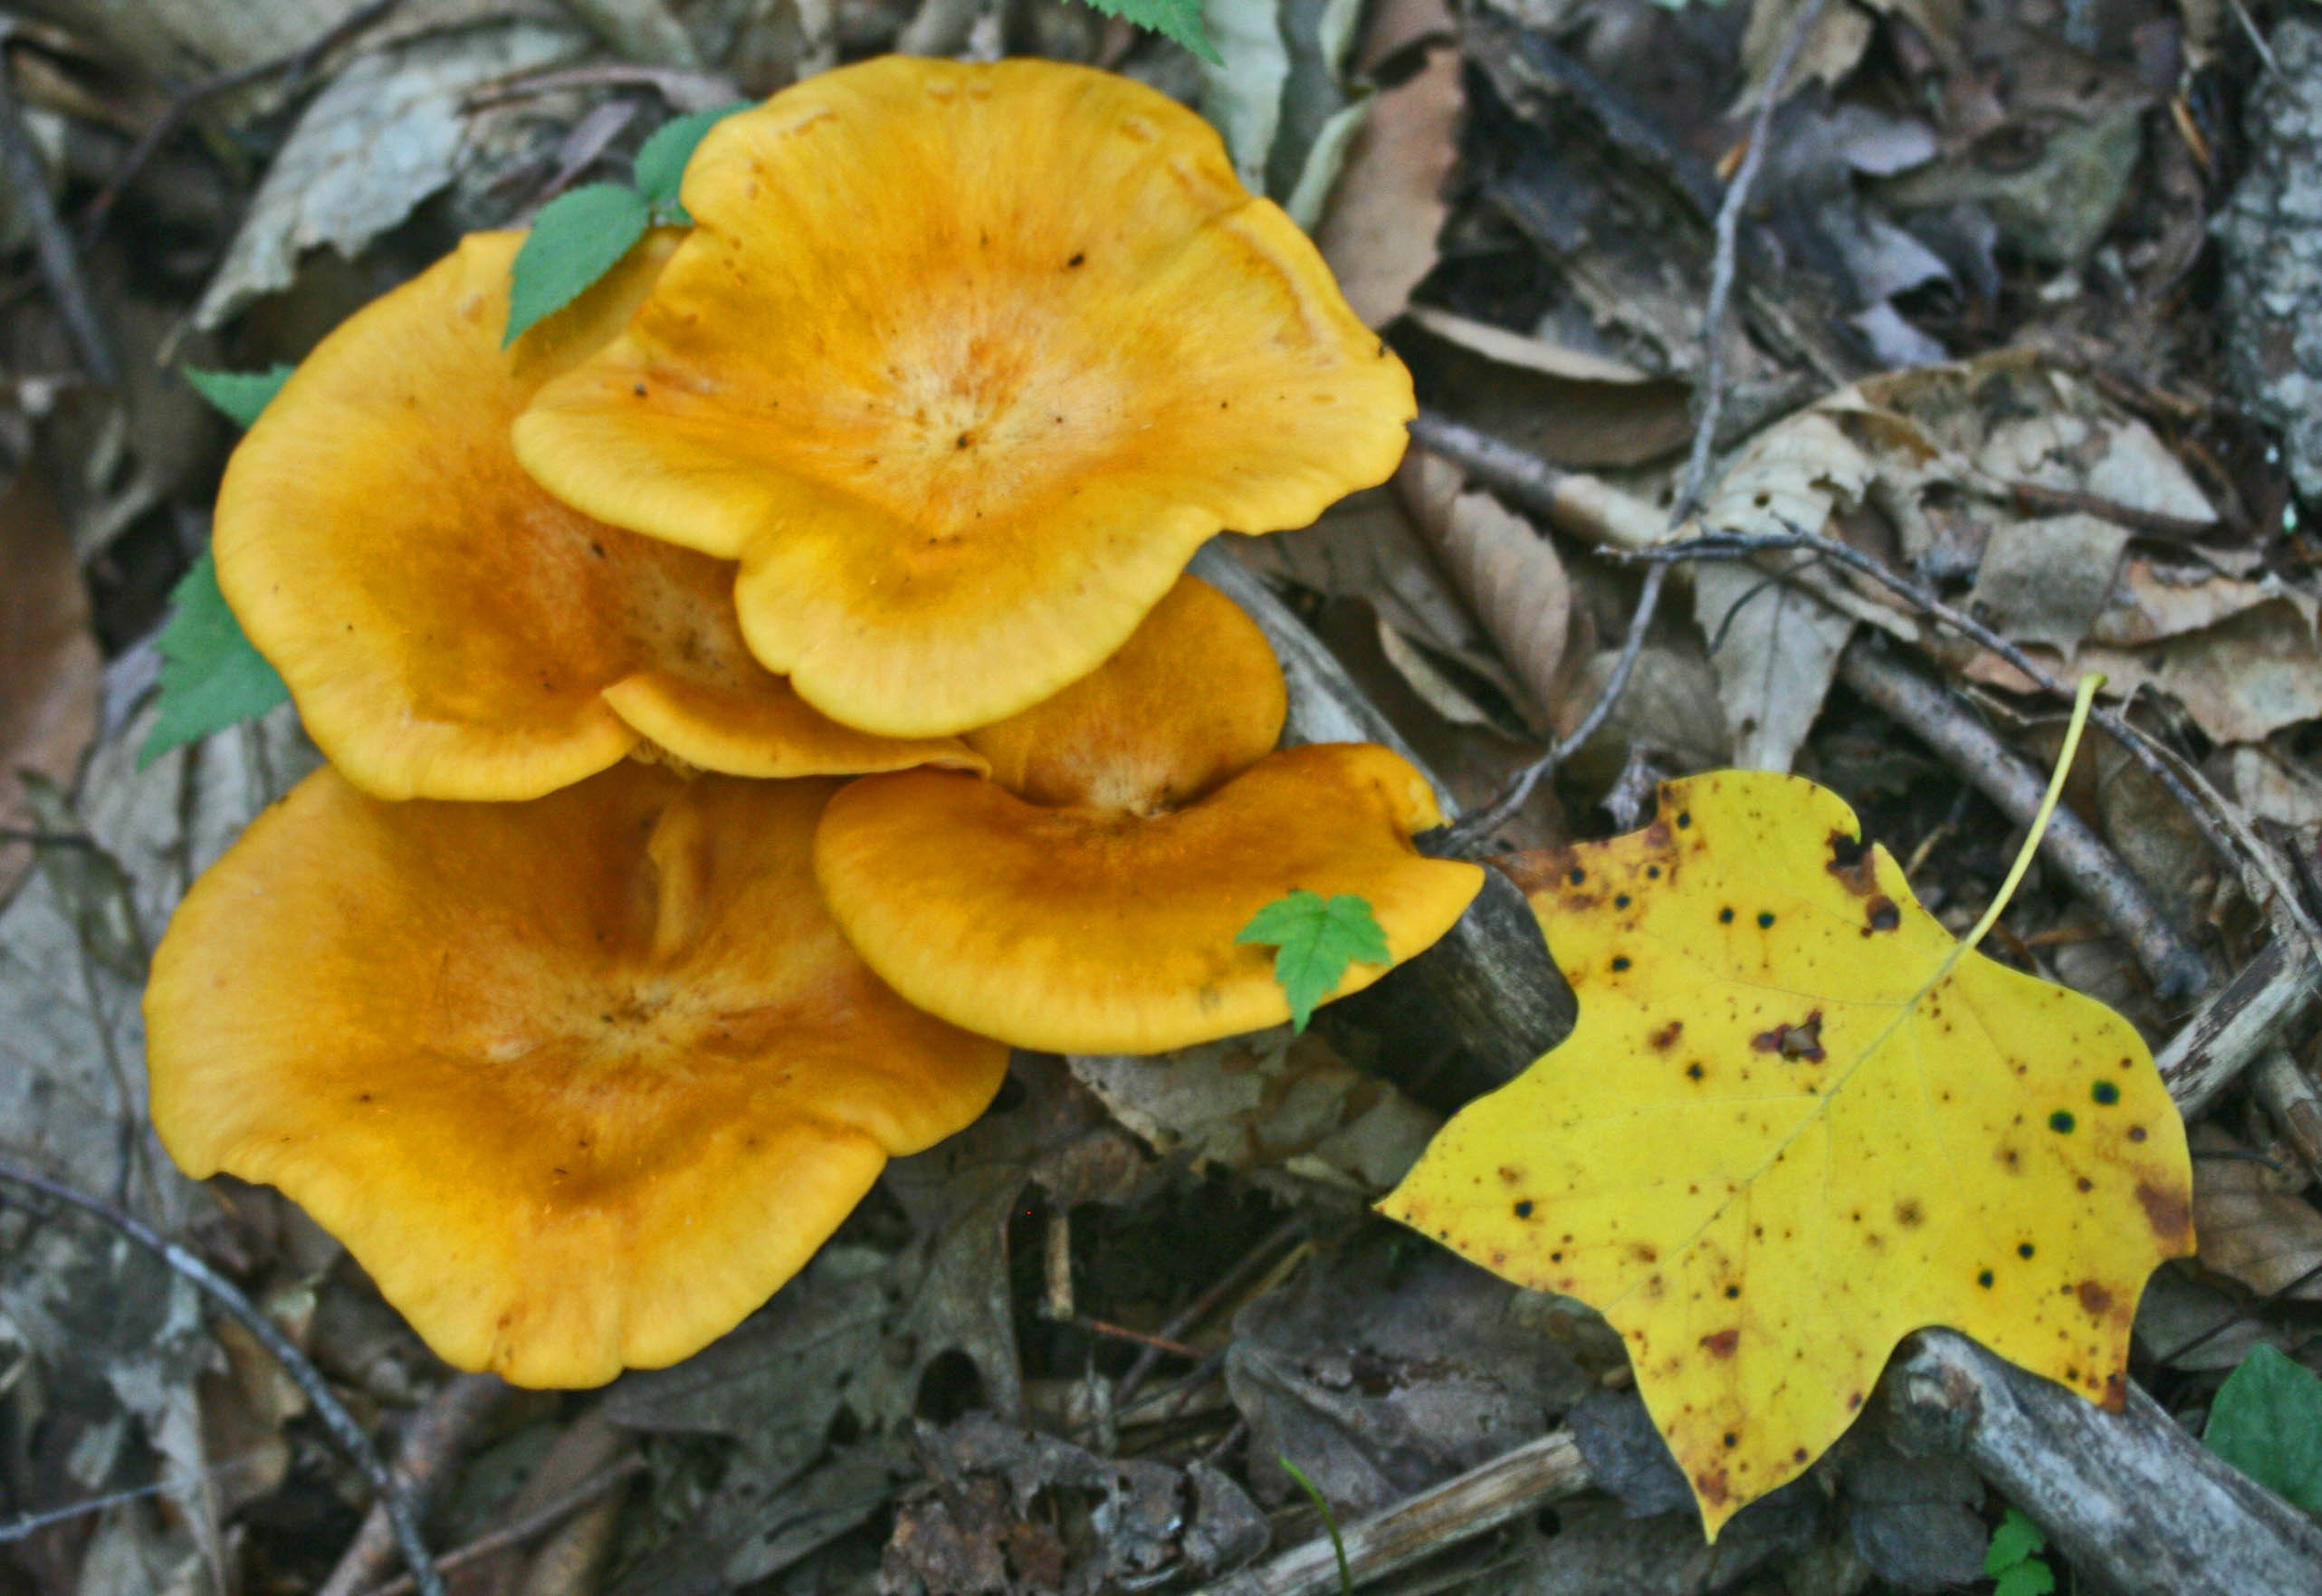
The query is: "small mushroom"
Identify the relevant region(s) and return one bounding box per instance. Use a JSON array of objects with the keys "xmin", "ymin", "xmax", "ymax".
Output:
[
  {"xmin": 145, "ymin": 764, "xmax": 1008, "ymax": 1388},
  {"xmin": 214, "ymin": 229, "xmax": 979, "ymax": 801},
  {"xmin": 513, "ymin": 56, "xmax": 1415, "ymax": 740},
  {"xmin": 813, "ymin": 576, "xmax": 1484, "ymax": 1054}
]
